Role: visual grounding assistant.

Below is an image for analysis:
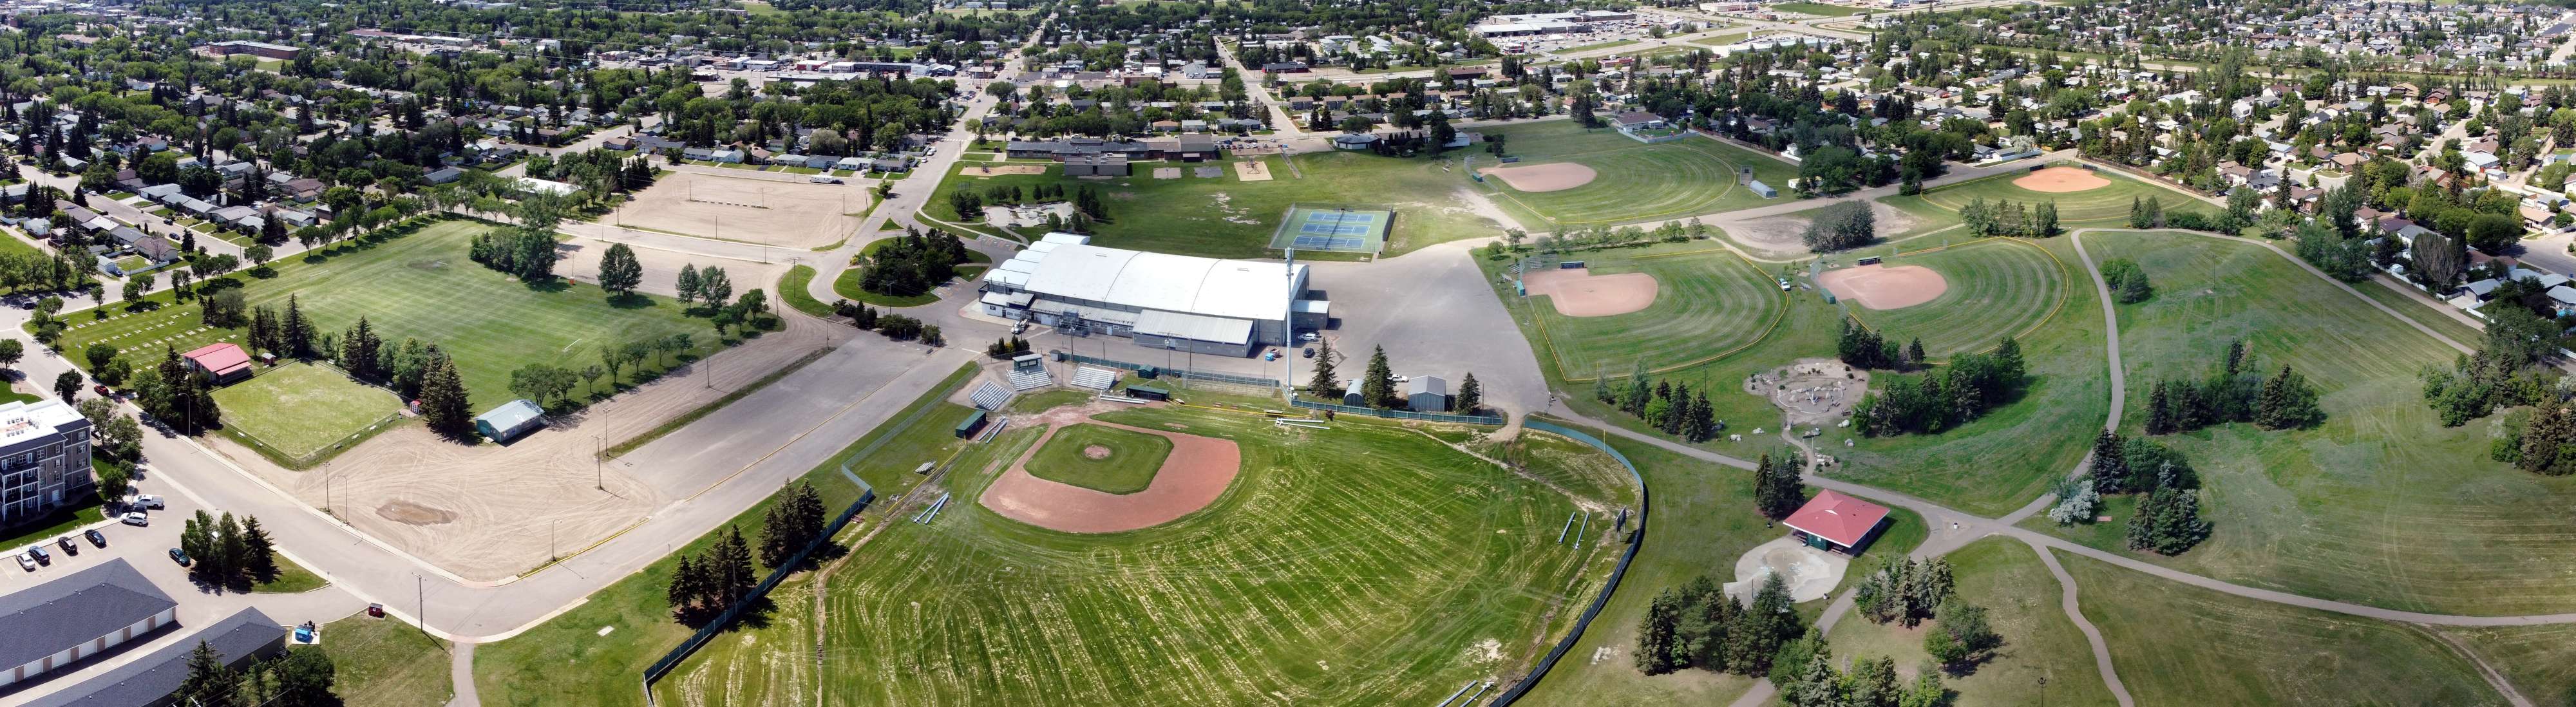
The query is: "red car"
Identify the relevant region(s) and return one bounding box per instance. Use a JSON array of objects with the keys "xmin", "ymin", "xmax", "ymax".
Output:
[{"xmin": 91, "ymin": 384, "xmax": 108, "ymax": 397}]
